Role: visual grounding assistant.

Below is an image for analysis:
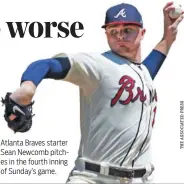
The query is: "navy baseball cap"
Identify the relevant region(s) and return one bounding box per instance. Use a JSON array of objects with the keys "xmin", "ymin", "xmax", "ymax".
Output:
[{"xmin": 102, "ymin": 3, "xmax": 143, "ymax": 28}]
